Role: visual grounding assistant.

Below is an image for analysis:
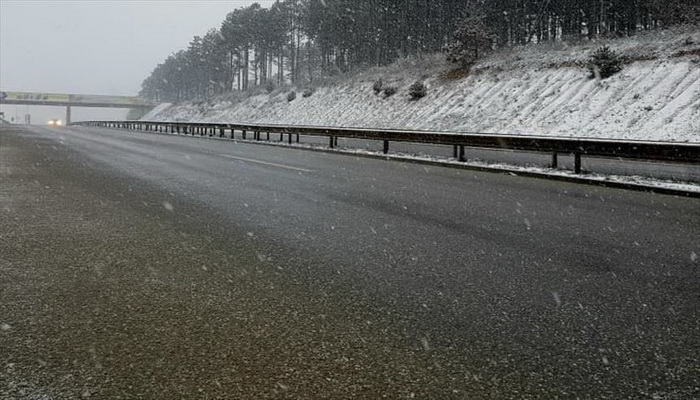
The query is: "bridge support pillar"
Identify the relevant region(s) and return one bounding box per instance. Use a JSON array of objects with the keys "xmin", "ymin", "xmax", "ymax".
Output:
[{"xmin": 65, "ymin": 105, "xmax": 71, "ymax": 125}]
